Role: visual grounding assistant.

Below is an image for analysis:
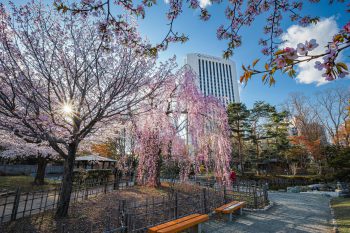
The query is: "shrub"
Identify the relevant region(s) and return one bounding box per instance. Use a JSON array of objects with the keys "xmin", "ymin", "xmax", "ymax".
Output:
[{"xmin": 73, "ymin": 169, "xmax": 112, "ymax": 183}]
